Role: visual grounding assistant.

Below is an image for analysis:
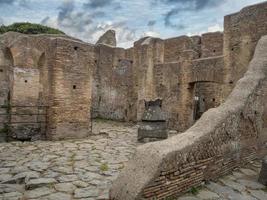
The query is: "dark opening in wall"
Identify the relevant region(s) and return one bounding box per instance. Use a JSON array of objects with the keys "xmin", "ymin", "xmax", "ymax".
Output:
[
  {"xmin": 0, "ymin": 69, "xmax": 3, "ymax": 72},
  {"xmin": 229, "ymin": 81, "xmax": 233, "ymax": 84},
  {"xmin": 203, "ymin": 98, "xmax": 205, "ymax": 102},
  {"xmin": 231, "ymin": 48, "xmax": 234, "ymax": 51},
  {"xmin": 212, "ymin": 98, "xmax": 215, "ymax": 102},
  {"xmin": 25, "ymin": 80, "xmax": 28, "ymax": 83},
  {"xmin": 94, "ymin": 60, "xmax": 98, "ymax": 64},
  {"xmin": 73, "ymin": 85, "xmax": 76, "ymax": 89},
  {"xmin": 213, "ymin": 50, "xmax": 216, "ymax": 53},
  {"xmin": 74, "ymin": 46, "xmax": 78, "ymax": 50},
  {"xmin": 130, "ymin": 60, "xmax": 133, "ymax": 64}
]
